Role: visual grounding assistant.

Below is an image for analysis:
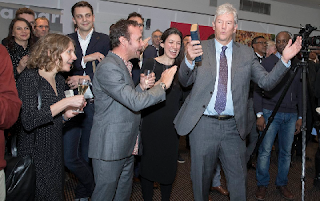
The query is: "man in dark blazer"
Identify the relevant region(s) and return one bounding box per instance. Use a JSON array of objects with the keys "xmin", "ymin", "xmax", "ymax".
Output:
[
  {"xmin": 63, "ymin": 1, "xmax": 110, "ymax": 200},
  {"xmin": 173, "ymin": 3, "xmax": 302, "ymax": 201},
  {"xmin": 88, "ymin": 19, "xmax": 177, "ymax": 201}
]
